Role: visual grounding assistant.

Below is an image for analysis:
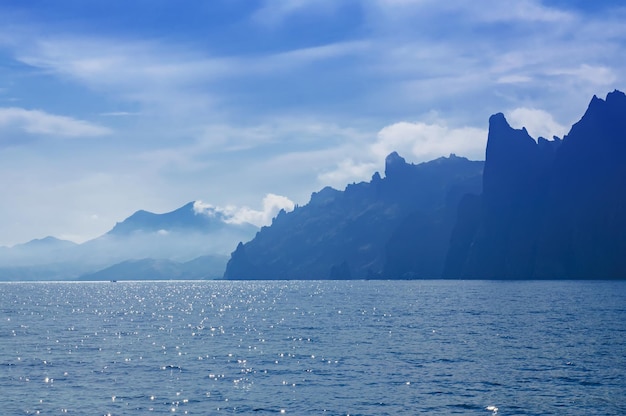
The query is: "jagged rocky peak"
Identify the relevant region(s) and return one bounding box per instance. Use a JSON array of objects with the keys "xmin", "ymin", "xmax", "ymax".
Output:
[
  {"xmin": 575, "ymin": 90, "xmax": 626, "ymax": 128},
  {"xmin": 585, "ymin": 89, "xmax": 626, "ymax": 116},
  {"xmin": 309, "ymin": 186, "xmax": 341, "ymax": 206},
  {"xmin": 483, "ymin": 112, "xmax": 542, "ymax": 197},
  {"xmin": 564, "ymin": 89, "xmax": 626, "ymax": 150},
  {"xmin": 384, "ymin": 151, "xmax": 409, "ymax": 178},
  {"xmin": 487, "ymin": 113, "xmax": 536, "ymax": 150},
  {"xmin": 488, "ymin": 112, "xmax": 511, "ymax": 131},
  {"xmin": 606, "ymin": 89, "xmax": 626, "ymax": 109}
]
